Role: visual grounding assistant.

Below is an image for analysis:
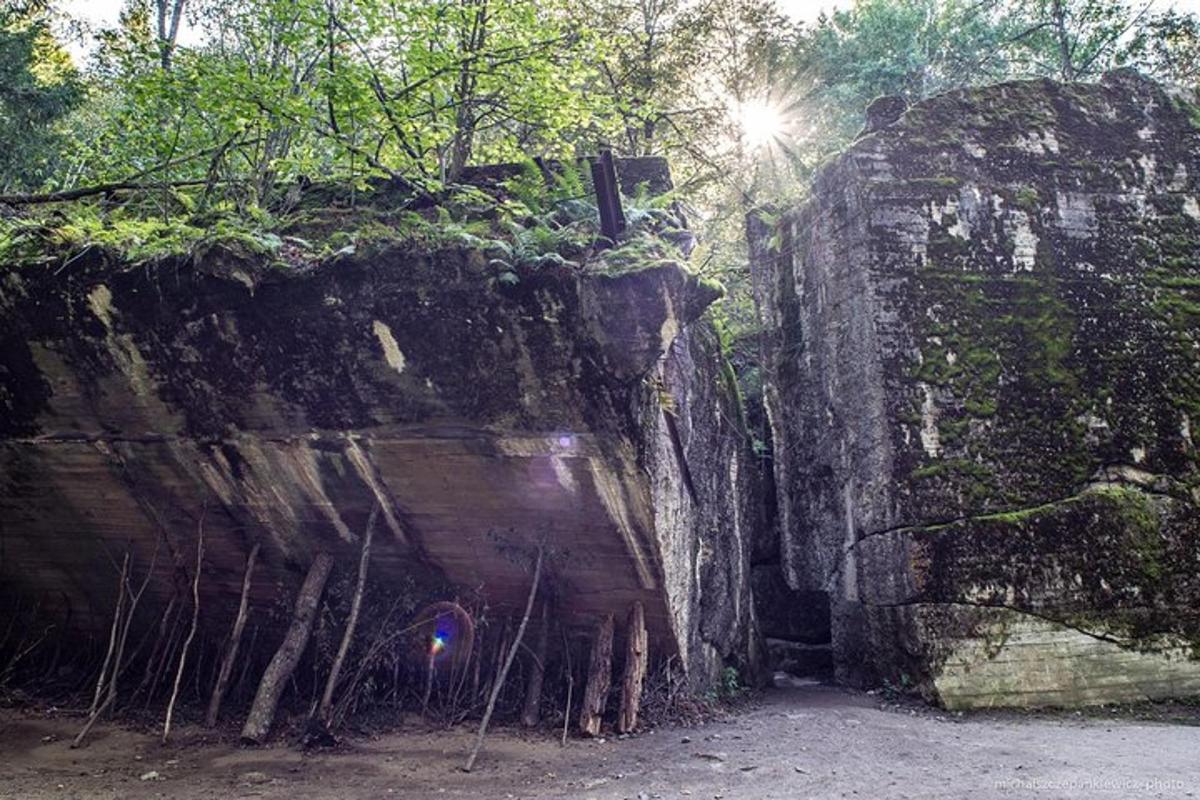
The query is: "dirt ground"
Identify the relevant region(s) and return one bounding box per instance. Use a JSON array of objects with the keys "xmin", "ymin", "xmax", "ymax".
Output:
[{"xmin": 1, "ymin": 682, "xmax": 1197, "ymax": 800}]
